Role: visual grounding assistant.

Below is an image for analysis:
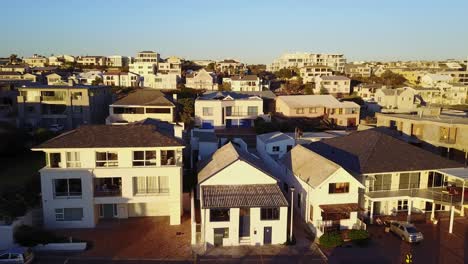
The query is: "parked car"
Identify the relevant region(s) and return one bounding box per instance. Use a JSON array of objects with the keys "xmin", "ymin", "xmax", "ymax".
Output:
[
  {"xmin": 389, "ymin": 221, "xmax": 424, "ymax": 243},
  {"xmin": 0, "ymin": 247, "xmax": 34, "ymax": 264},
  {"xmin": 48, "ymin": 124, "xmax": 64, "ymax": 132}
]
